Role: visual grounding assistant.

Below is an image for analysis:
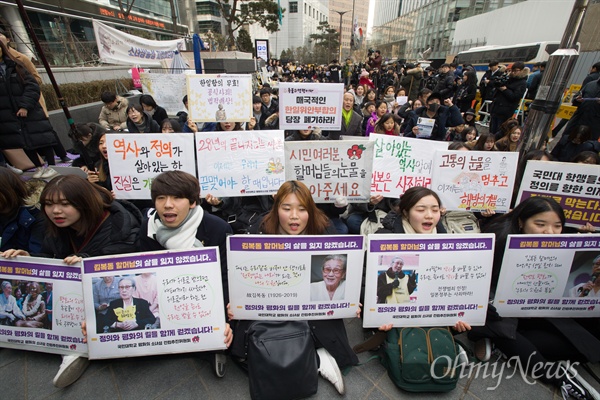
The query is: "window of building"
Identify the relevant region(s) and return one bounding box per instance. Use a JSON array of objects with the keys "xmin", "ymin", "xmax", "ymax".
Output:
[
  {"xmin": 289, "ymin": 1, "xmax": 298, "ymax": 13},
  {"xmin": 196, "ymin": 1, "xmax": 221, "ymax": 17},
  {"xmin": 198, "ymin": 20, "xmax": 222, "ymax": 34}
]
